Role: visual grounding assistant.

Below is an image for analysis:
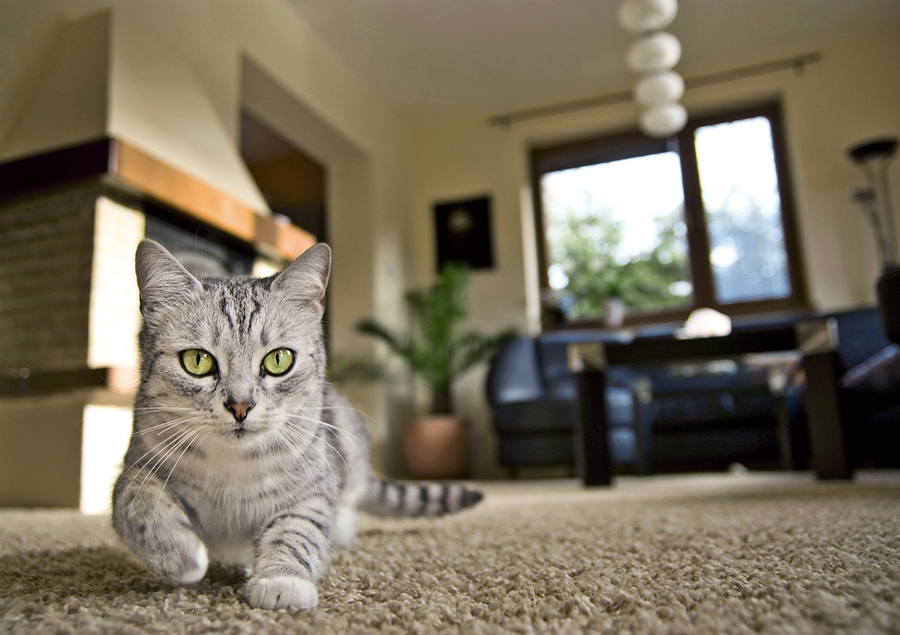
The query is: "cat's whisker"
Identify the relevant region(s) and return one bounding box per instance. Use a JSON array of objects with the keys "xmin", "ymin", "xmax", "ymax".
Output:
[
  {"xmin": 130, "ymin": 423, "xmax": 205, "ymax": 498},
  {"xmin": 281, "ymin": 420, "xmax": 349, "ymax": 488},
  {"xmin": 295, "ymin": 405, "xmax": 374, "ymax": 424},
  {"xmin": 286, "ymin": 413, "xmax": 368, "ymax": 454},
  {"xmin": 287, "ymin": 412, "xmax": 364, "ymax": 440},
  {"xmin": 138, "ymin": 425, "xmax": 208, "ymax": 503},
  {"xmin": 124, "ymin": 425, "xmax": 195, "ymax": 489},
  {"xmin": 283, "ymin": 417, "xmax": 363, "ymax": 478},
  {"xmin": 318, "ymin": 388, "xmax": 378, "ymax": 420},
  {"xmin": 132, "ymin": 416, "xmax": 197, "ymax": 436},
  {"xmin": 279, "ymin": 416, "xmax": 346, "ymax": 493},
  {"xmin": 156, "ymin": 427, "xmax": 211, "ymax": 507},
  {"xmin": 132, "ymin": 431, "xmax": 198, "ymax": 497},
  {"xmin": 270, "ymin": 426, "xmax": 324, "ymax": 498},
  {"xmin": 305, "ymin": 440, "xmax": 343, "ymax": 492},
  {"xmin": 124, "ymin": 417, "xmax": 202, "ymax": 475}
]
